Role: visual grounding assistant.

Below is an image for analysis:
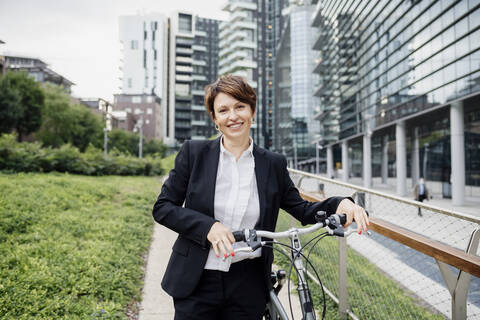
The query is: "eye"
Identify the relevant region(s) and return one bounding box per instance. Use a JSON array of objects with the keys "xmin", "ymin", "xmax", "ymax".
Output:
[{"xmin": 236, "ymin": 105, "xmax": 246, "ymax": 109}]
